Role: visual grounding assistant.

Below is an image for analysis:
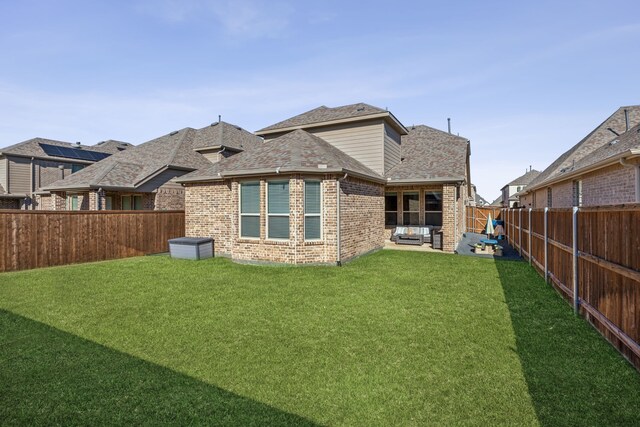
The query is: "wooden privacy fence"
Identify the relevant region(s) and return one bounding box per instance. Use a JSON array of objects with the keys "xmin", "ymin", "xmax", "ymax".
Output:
[
  {"xmin": 503, "ymin": 205, "xmax": 640, "ymax": 370},
  {"xmin": 466, "ymin": 206, "xmax": 502, "ymax": 234},
  {"xmin": 0, "ymin": 210, "xmax": 185, "ymax": 273}
]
